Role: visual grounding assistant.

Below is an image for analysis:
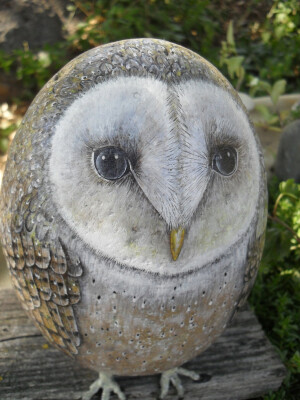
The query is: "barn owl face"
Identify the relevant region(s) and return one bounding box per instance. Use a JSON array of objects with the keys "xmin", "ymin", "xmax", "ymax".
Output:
[{"xmin": 49, "ymin": 76, "xmax": 260, "ymax": 276}]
